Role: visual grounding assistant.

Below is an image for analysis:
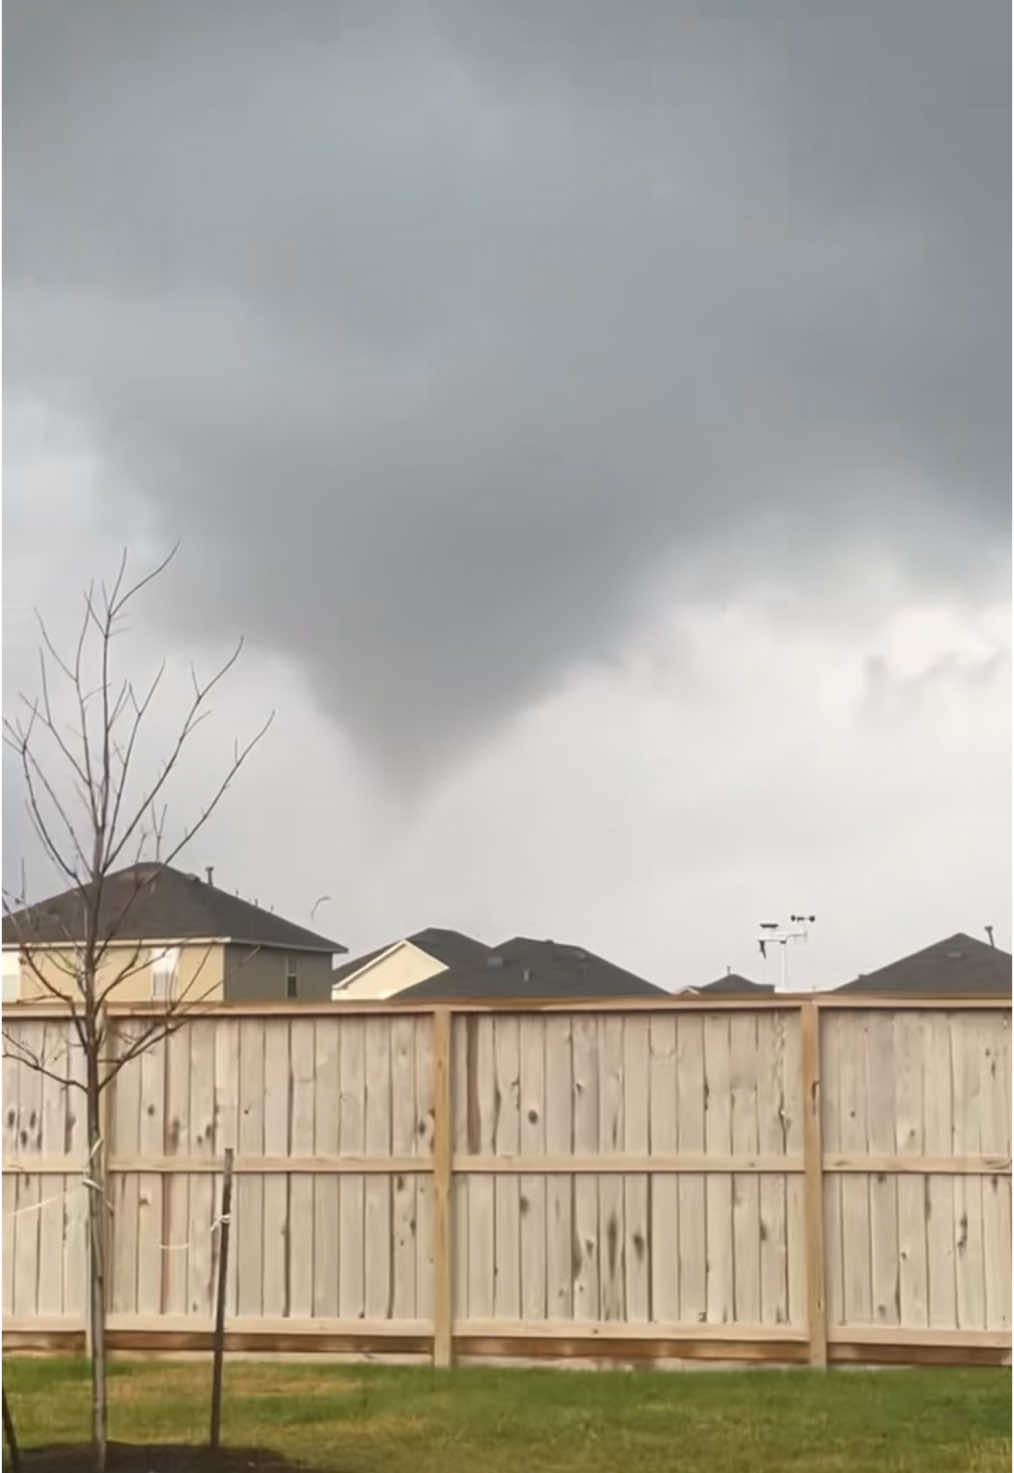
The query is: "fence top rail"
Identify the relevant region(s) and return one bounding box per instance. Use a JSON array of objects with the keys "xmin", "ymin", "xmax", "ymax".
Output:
[{"xmin": 2, "ymin": 994, "xmax": 1009, "ymax": 1020}]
